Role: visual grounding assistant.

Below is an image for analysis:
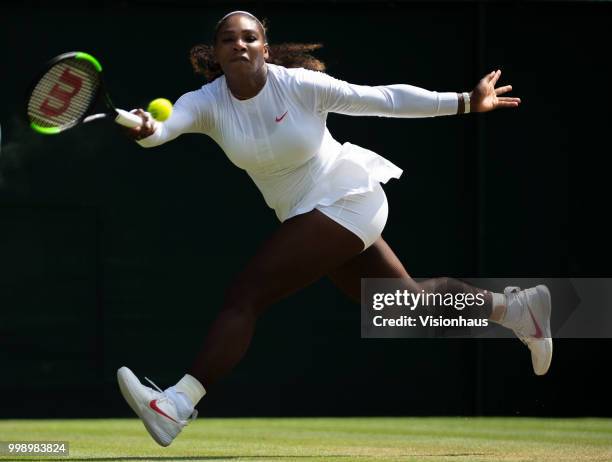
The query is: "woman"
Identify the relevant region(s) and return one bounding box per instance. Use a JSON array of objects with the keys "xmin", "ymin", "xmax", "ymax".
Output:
[{"xmin": 117, "ymin": 10, "xmax": 551, "ymax": 447}]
